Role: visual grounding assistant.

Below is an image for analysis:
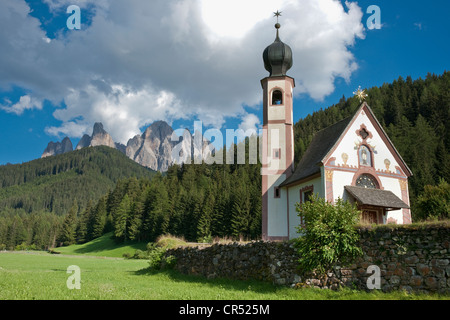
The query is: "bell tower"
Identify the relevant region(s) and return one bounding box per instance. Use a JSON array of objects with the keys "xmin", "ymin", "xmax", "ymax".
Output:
[{"xmin": 261, "ymin": 12, "xmax": 295, "ymax": 241}]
